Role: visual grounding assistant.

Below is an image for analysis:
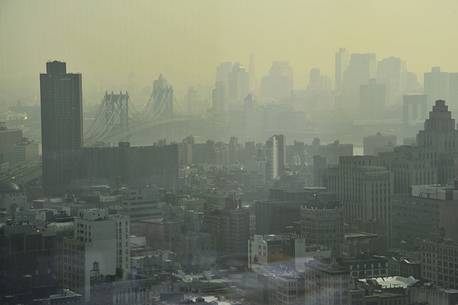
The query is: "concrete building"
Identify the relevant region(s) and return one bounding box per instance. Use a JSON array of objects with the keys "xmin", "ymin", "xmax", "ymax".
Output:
[
  {"xmin": 255, "ymin": 188, "xmax": 336, "ymax": 235},
  {"xmin": 363, "ymin": 132, "xmax": 396, "ymax": 156},
  {"xmin": 248, "ymin": 234, "xmax": 304, "ymax": 270},
  {"xmin": 0, "ymin": 225, "xmax": 61, "ymax": 302},
  {"xmin": 392, "ymin": 183, "xmax": 458, "ymax": 247},
  {"xmin": 300, "ymin": 200, "xmax": 343, "ymax": 252},
  {"xmin": 255, "ymin": 263, "xmax": 304, "ymax": 305},
  {"xmin": 40, "ymin": 61, "xmax": 82, "ymax": 193},
  {"xmin": 420, "ymin": 239, "xmax": 458, "ymax": 289},
  {"xmin": 61, "ymin": 209, "xmax": 130, "ymax": 300},
  {"xmin": 120, "ymin": 185, "xmax": 164, "ymax": 230},
  {"xmin": 341, "ymin": 255, "xmax": 389, "ymax": 279},
  {"xmin": 307, "ymin": 138, "xmax": 353, "ymax": 166},
  {"xmin": 79, "ymin": 142, "xmax": 179, "ymax": 190},
  {"xmin": 325, "ymin": 156, "xmax": 393, "ymax": 245},
  {"xmin": 410, "ymin": 283, "xmax": 458, "ymax": 305},
  {"xmin": 304, "ymin": 258, "xmax": 351, "ymax": 305},
  {"xmin": 203, "ymin": 198, "xmax": 250, "ymax": 263}
]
